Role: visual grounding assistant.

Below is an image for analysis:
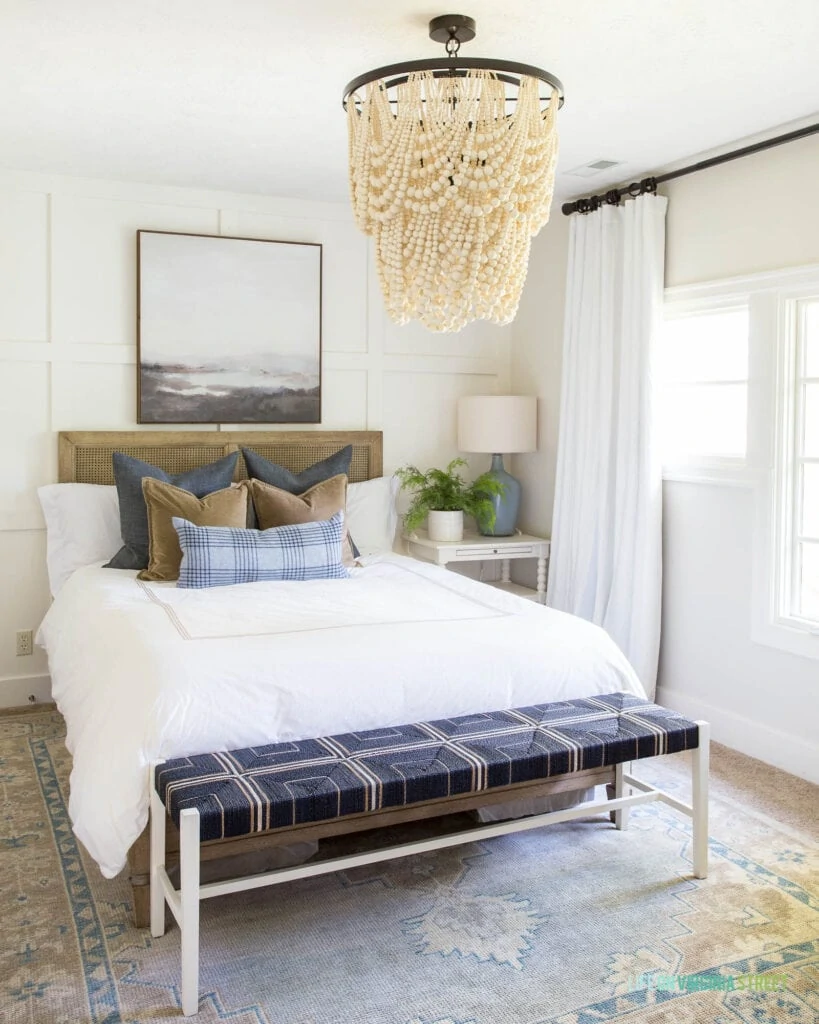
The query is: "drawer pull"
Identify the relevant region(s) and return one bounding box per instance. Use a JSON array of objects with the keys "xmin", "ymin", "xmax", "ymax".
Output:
[{"xmin": 454, "ymin": 545, "xmax": 535, "ymax": 557}]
